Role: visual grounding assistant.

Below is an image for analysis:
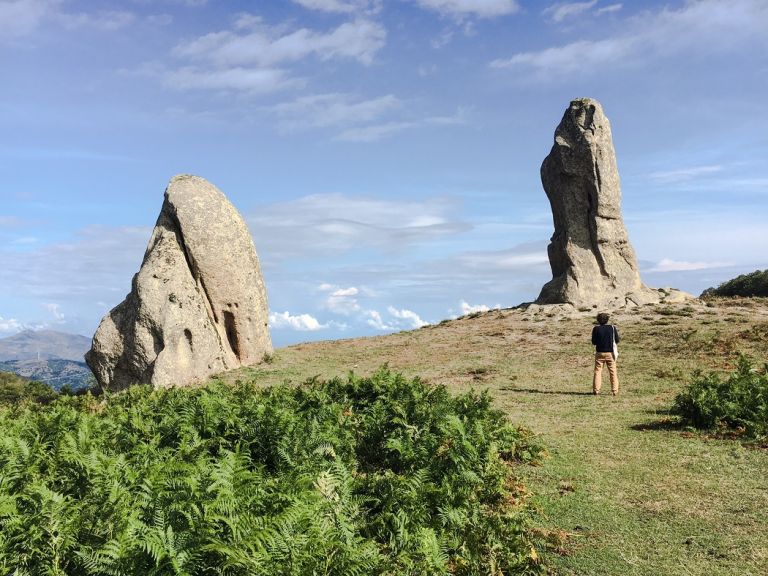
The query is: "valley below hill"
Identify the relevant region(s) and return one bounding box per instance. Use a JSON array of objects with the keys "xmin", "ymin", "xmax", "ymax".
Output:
[{"xmin": 0, "ymin": 330, "xmax": 93, "ymax": 390}]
